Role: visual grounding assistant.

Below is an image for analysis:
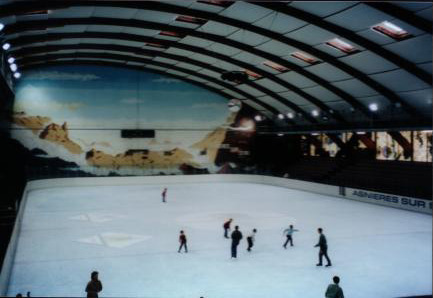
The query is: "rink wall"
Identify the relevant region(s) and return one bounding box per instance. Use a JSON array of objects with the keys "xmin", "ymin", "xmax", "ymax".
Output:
[{"xmin": 1, "ymin": 174, "xmax": 431, "ymax": 295}]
